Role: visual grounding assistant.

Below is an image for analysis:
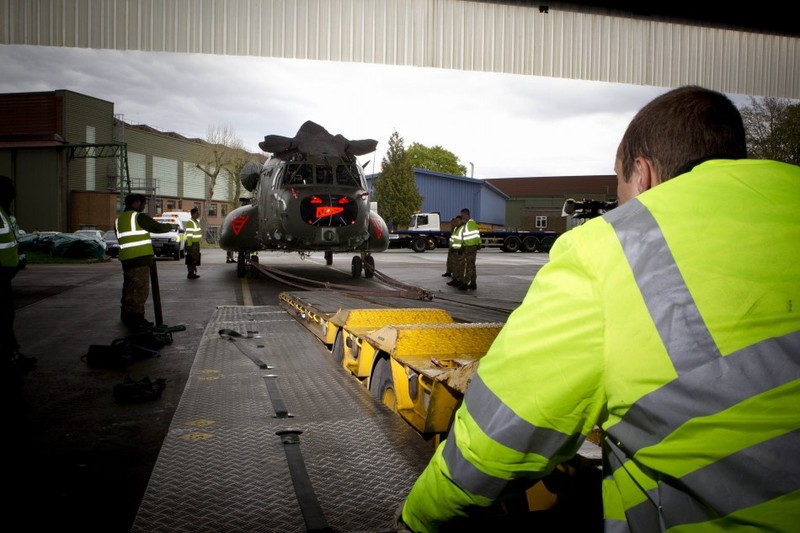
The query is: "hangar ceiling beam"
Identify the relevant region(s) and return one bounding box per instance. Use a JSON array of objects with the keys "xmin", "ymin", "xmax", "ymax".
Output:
[{"xmin": 1, "ymin": 0, "xmax": 797, "ymax": 99}]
